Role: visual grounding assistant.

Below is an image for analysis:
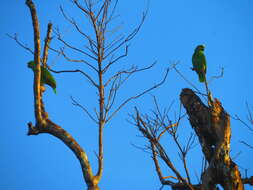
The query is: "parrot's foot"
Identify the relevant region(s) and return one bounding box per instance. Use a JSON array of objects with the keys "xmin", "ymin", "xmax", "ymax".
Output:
[{"xmin": 40, "ymin": 86, "xmax": 45, "ymax": 93}]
